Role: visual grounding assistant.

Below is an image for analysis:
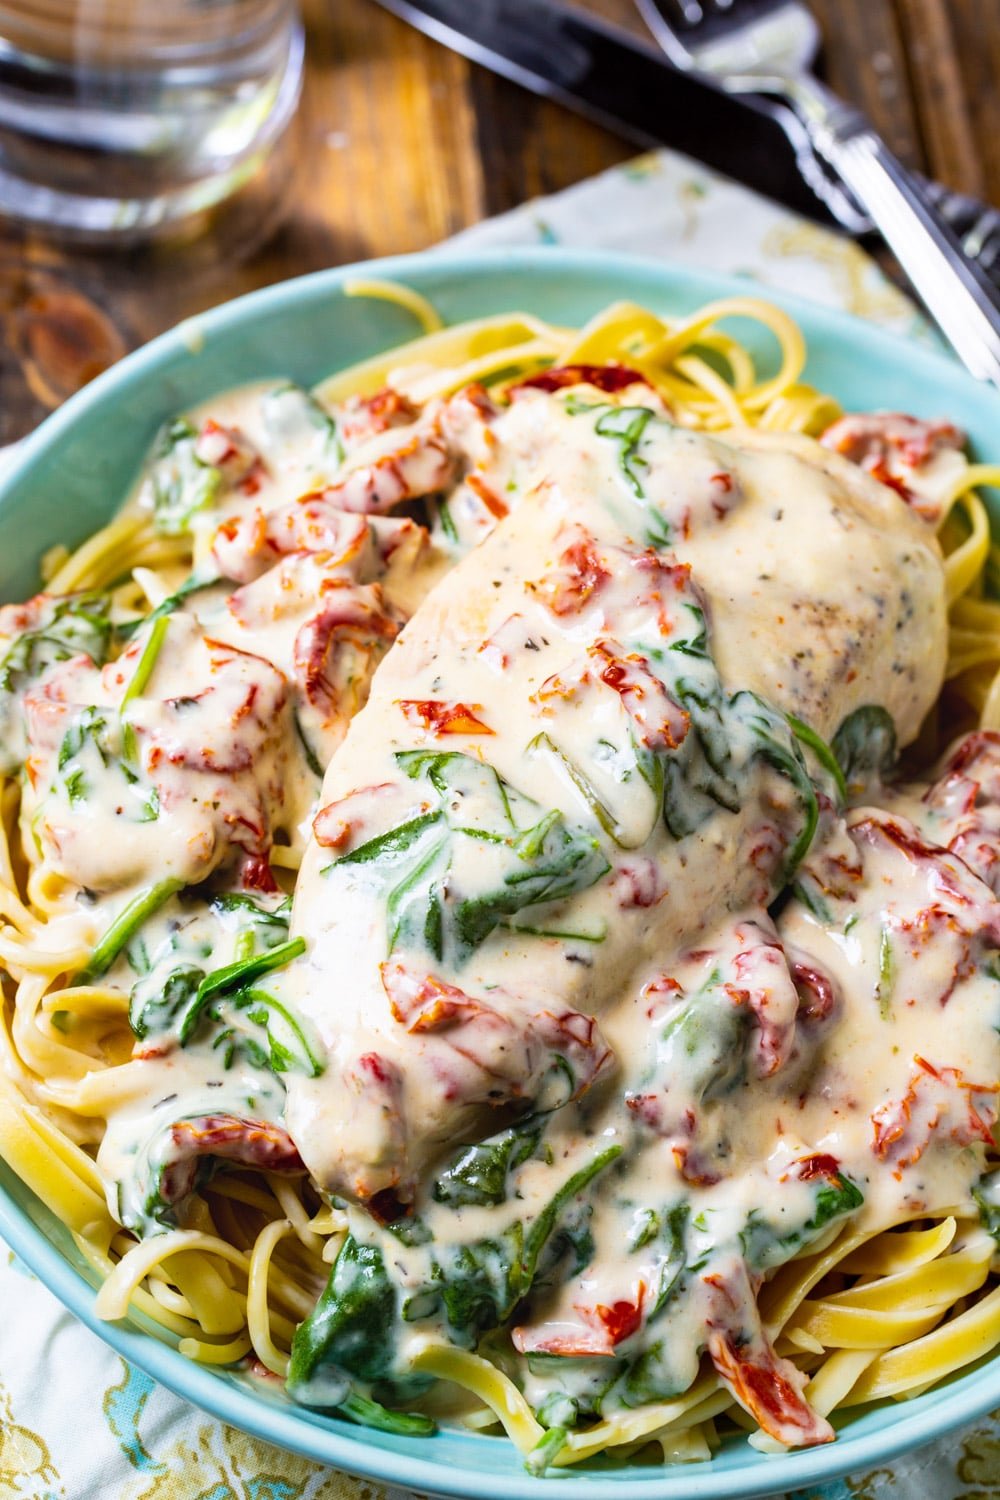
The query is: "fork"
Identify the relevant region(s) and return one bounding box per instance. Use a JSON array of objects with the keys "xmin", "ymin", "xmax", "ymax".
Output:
[{"xmin": 635, "ymin": 0, "xmax": 1000, "ymax": 388}]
